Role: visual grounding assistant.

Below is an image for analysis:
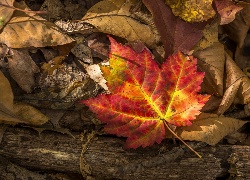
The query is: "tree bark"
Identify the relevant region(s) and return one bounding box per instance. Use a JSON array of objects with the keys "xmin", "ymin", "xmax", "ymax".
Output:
[{"xmin": 0, "ymin": 126, "xmax": 249, "ymax": 179}]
